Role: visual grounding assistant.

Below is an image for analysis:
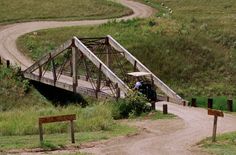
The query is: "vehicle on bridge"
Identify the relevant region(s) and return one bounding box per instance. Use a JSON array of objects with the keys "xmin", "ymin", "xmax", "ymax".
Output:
[{"xmin": 127, "ymin": 71, "xmax": 157, "ymax": 102}]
